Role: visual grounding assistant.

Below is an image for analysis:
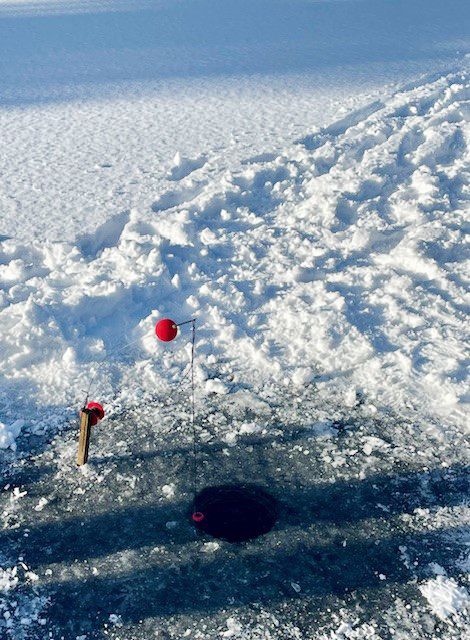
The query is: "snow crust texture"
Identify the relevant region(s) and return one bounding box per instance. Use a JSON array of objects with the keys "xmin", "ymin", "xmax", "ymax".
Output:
[{"xmin": 419, "ymin": 576, "xmax": 470, "ymax": 623}]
